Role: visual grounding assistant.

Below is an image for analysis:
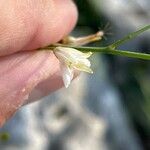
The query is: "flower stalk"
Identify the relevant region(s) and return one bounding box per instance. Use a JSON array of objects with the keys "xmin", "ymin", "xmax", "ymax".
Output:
[
  {"xmin": 39, "ymin": 25, "xmax": 150, "ymax": 87},
  {"xmin": 109, "ymin": 25, "xmax": 150, "ymax": 49},
  {"xmin": 41, "ymin": 25, "xmax": 150, "ymax": 60},
  {"xmin": 74, "ymin": 46, "xmax": 150, "ymax": 60}
]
